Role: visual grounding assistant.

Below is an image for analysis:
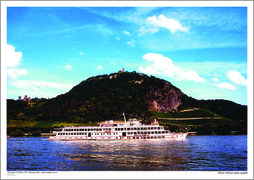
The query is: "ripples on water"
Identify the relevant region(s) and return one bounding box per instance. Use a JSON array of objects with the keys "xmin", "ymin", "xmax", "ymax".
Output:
[{"xmin": 7, "ymin": 135, "xmax": 247, "ymax": 171}]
